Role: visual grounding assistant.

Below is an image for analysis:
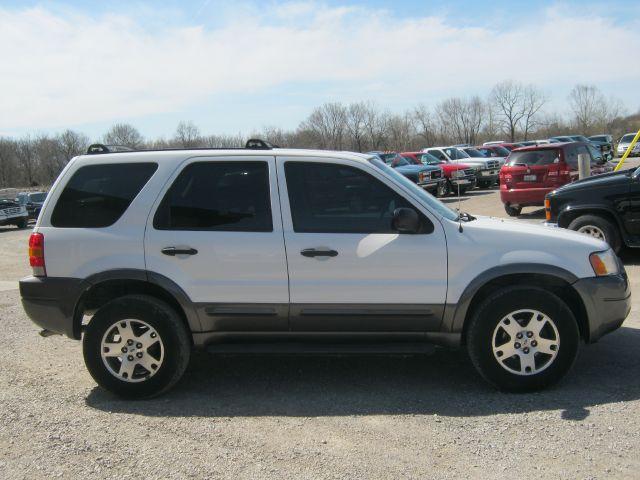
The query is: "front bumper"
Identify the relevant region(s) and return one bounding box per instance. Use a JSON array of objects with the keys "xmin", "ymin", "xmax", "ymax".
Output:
[
  {"xmin": 418, "ymin": 178, "xmax": 445, "ymax": 192},
  {"xmin": 572, "ymin": 271, "xmax": 631, "ymax": 343},
  {"xmin": 19, "ymin": 276, "xmax": 83, "ymax": 338}
]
